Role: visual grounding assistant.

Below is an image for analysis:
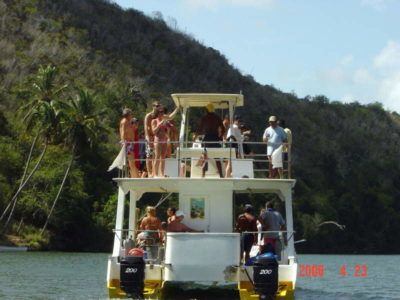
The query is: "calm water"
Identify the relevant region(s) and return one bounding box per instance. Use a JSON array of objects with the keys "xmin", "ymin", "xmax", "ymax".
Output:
[{"xmin": 0, "ymin": 252, "xmax": 399, "ymax": 299}]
